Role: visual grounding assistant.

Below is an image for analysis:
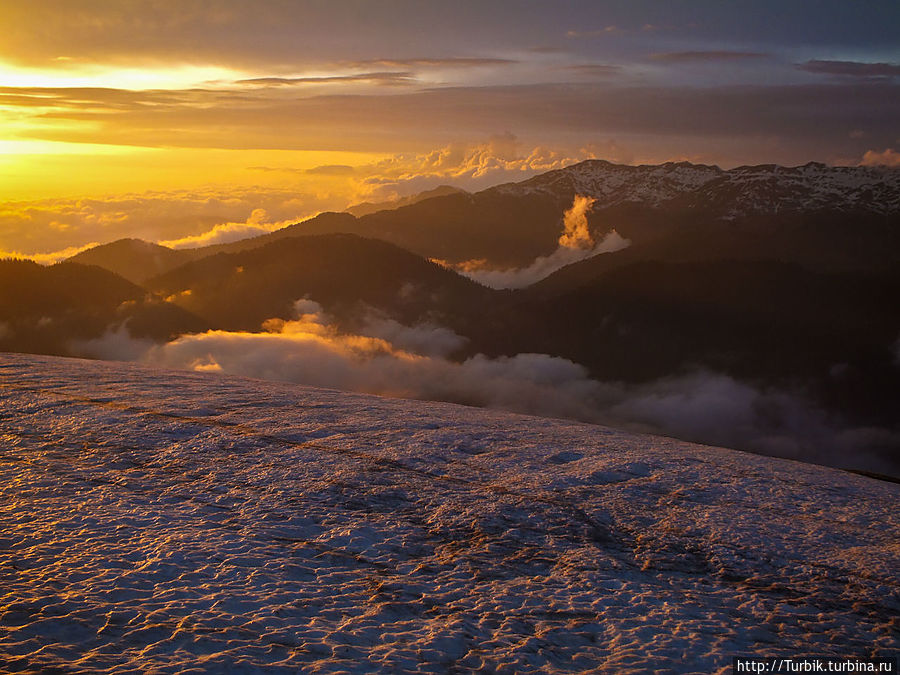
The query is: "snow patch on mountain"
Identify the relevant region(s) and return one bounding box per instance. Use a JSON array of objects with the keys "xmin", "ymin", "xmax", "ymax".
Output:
[{"xmin": 491, "ymin": 159, "xmax": 900, "ymax": 215}]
